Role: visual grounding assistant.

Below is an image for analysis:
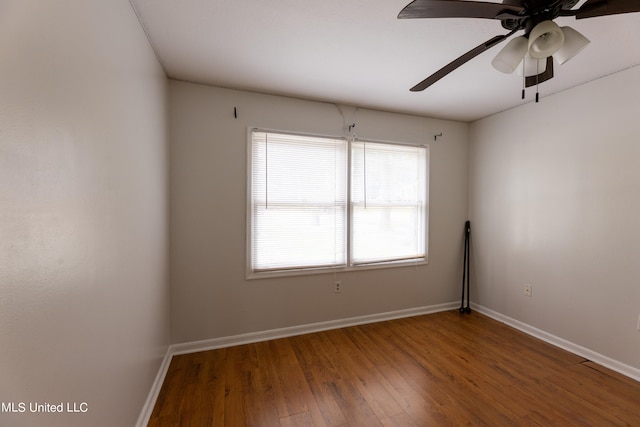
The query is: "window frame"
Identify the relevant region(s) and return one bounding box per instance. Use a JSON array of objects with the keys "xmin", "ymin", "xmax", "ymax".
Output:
[{"xmin": 246, "ymin": 127, "xmax": 429, "ymax": 279}]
